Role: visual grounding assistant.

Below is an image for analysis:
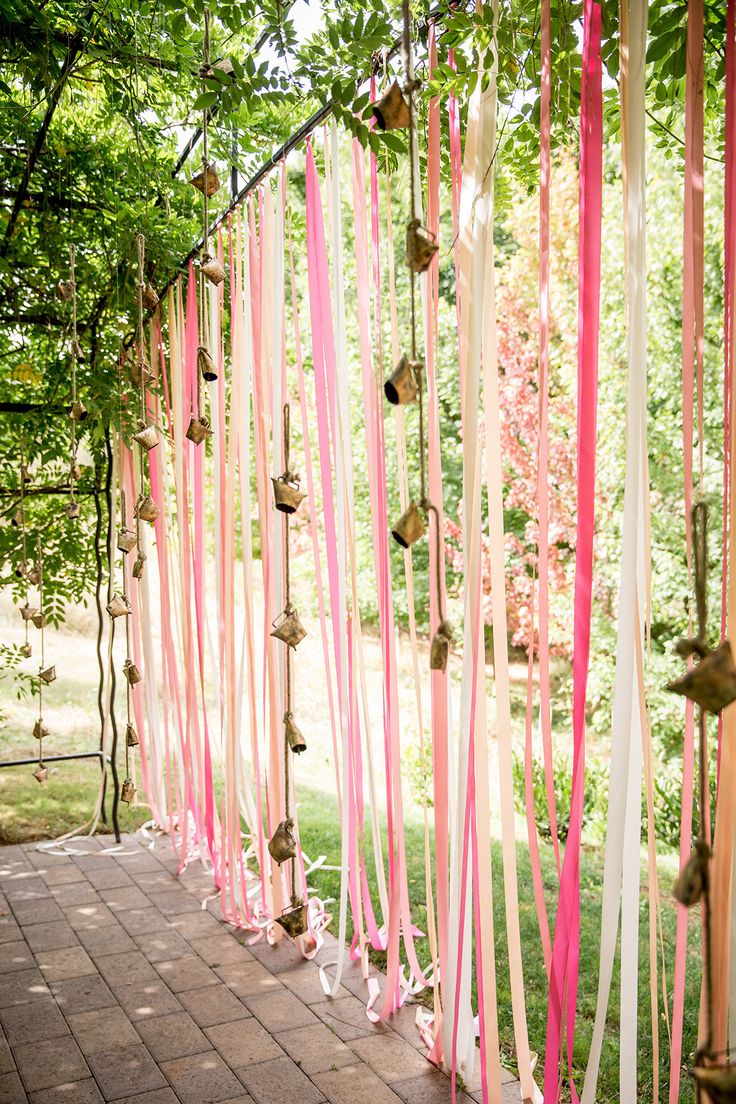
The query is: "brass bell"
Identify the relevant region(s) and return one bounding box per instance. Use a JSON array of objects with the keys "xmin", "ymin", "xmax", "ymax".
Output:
[
  {"xmin": 33, "ymin": 719, "xmax": 48, "ymax": 740},
  {"xmin": 272, "ymin": 474, "xmax": 306, "ymax": 514},
  {"xmin": 372, "ymin": 80, "xmax": 410, "ymax": 130},
  {"xmin": 391, "ymin": 501, "xmax": 426, "ymax": 548},
  {"xmin": 190, "ymin": 162, "xmax": 221, "ymax": 196},
  {"xmin": 123, "ymin": 659, "xmax": 142, "ymax": 686},
  {"xmin": 33, "ymin": 766, "xmax": 48, "ymax": 784},
  {"xmin": 70, "ymin": 458, "xmax": 82, "ymax": 482},
  {"xmin": 69, "ymin": 400, "xmax": 88, "ymax": 422},
  {"xmin": 130, "ymin": 356, "xmax": 155, "ymax": 389},
  {"xmin": 384, "ymin": 355, "xmax": 419, "ymax": 406},
  {"xmin": 107, "ymin": 593, "xmax": 131, "ymax": 618},
  {"xmin": 142, "ymin": 283, "xmax": 159, "ymax": 312},
  {"xmin": 275, "ymin": 894, "xmax": 309, "ymax": 939},
  {"xmin": 20, "ymin": 604, "xmax": 38, "ymax": 621},
  {"xmin": 201, "ymin": 253, "xmax": 225, "ymax": 286},
  {"xmin": 268, "ymin": 817, "xmax": 297, "ymax": 864},
  {"xmin": 57, "ymin": 279, "xmax": 74, "ymax": 301},
  {"xmin": 271, "ymin": 605, "xmax": 307, "ymax": 649},
  {"xmin": 20, "ymin": 643, "xmax": 32, "ymax": 658},
  {"xmin": 72, "ymin": 339, "xmax": 85, "ymax": 362},
  {"xmin": 186, "ymin": 415, "xmax": 213, "ymax": 445},
  {"xmin": 667, "ymin": 640, "xmax": 736, "ymax": 715},
  {"xmin": 32, "ymin": 611, "xmax": 46, "ymax": 629},
  {"xmin": 65, "ymin": 500, "xmax": 80, "ymax": 520},
  {"xmin": 284, "ymin": 713, "xmax": 307, "ymax": 754},
  {"xmin": 27, "ymin": 563, "xmax": 40, "ymax": 586},
  {"xmin": 197, "ymin": 346, "xmax": 218, "ymax": 382},
  {"xmin": 126, "ymin": 723, "xmax": 139, "ymax": 748},
  {"xmin": 39, "ymin": 665, "xmax": 56, "ymax": 684},
  {"xmin": 132, "ymin": 552, "xmax": 146, "ymax": 580},
  {"xmin": 430, "ymin": 620, "xmax": 454, "ymax": 672},
  {"xmin": 117, "ymin": 528, "xmax": 137, "ymax": 554},
  {"xmin": 132, "ymin": 424, "xmax": 158, "ymax": 452},
  {"xmin": 689, "ymin": 1065, "xmax": 736, "ymax": 1104},
  {"xmin": 405, "ymin": 219, "xmax": 439, "ymax": 274},
  {"xmin": 135, "ymin": 495, "xmax": 160, "ymax": 524},
  {"xmin": 673, "ymin": 839, "xmax": 710, "ymax": 907},
  {"xmin": 121, "ymin": 777, "xmax": 136, "ymax": 804}
]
